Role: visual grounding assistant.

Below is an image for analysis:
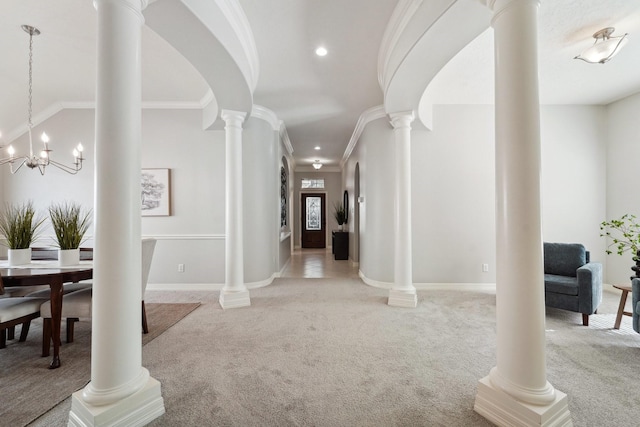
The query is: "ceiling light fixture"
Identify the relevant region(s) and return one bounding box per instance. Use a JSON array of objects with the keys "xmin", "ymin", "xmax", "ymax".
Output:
[
  {"xmin": 314, "ymin": 146, "xmax": 321, "ymax": 150},
  {"xmin": 312, "ymin": 160, "xmax": 322, "ymax": 170},
  {"xmin": 574, "ymin": 27, "xmax": 628, "ymax": 64},
  {"xmin": 315, "ymin": 47, "xmax": 328, "ymax": 57},
  {"xmin": 0, "ymin": 25, "xmax": 84, "ymax": 175}
]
